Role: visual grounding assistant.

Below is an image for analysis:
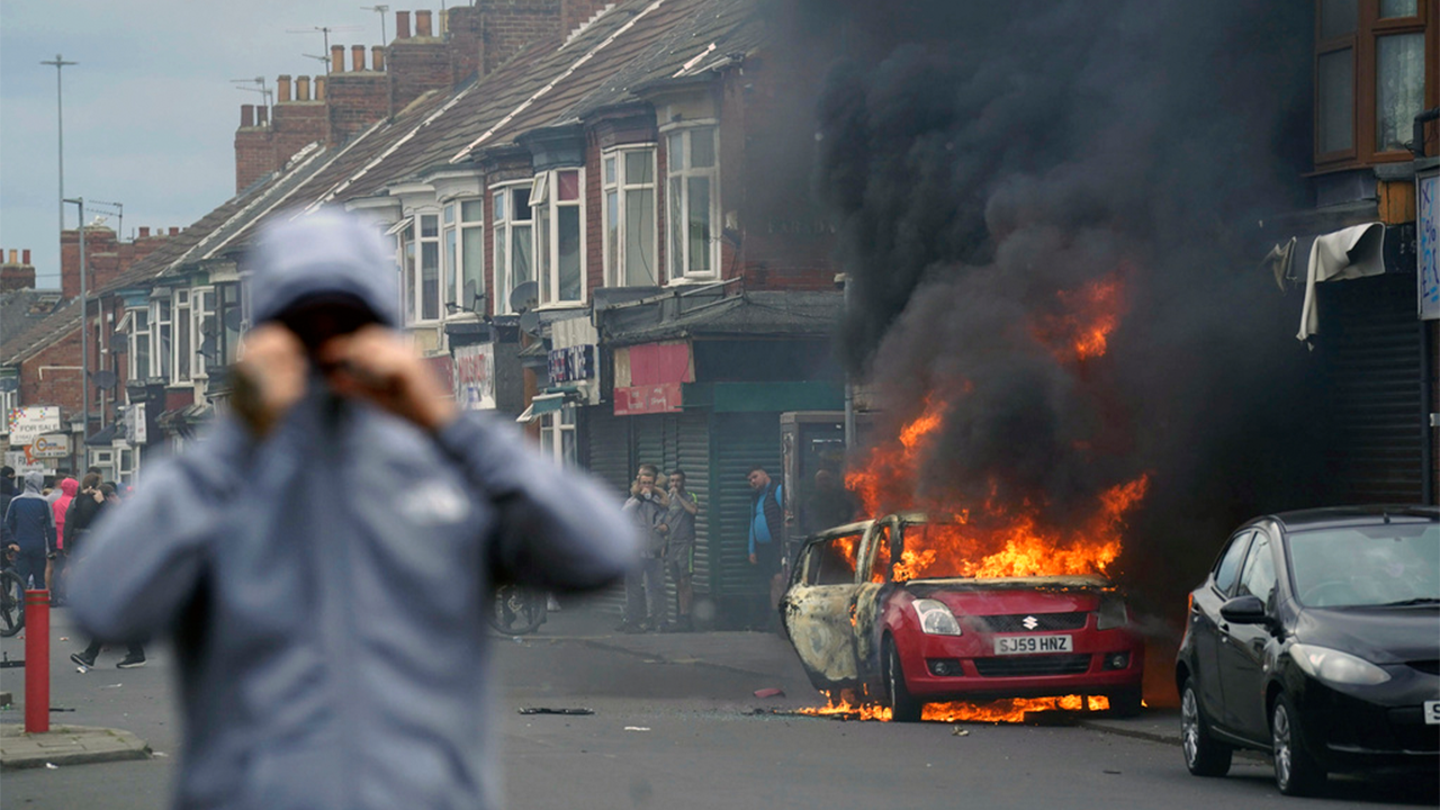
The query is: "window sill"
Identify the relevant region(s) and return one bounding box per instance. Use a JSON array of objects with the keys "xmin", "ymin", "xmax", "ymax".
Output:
[{"xmin": 536, "ymin": 301, "xmax": 588, "ymax": 311}]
